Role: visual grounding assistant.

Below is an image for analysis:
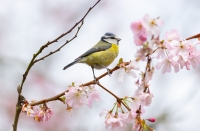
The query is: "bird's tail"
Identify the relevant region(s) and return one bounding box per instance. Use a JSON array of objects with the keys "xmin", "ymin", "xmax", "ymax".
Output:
[{"xmin": 63, "ymin": 58, "xmax": 82, "ymax": 70}]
